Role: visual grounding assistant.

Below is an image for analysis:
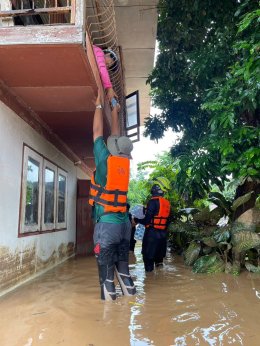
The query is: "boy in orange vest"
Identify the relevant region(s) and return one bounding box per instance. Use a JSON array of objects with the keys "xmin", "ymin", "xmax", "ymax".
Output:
[{"xmin": 89, "ymin": 90, "xmax": 136, "ymax": 300}]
